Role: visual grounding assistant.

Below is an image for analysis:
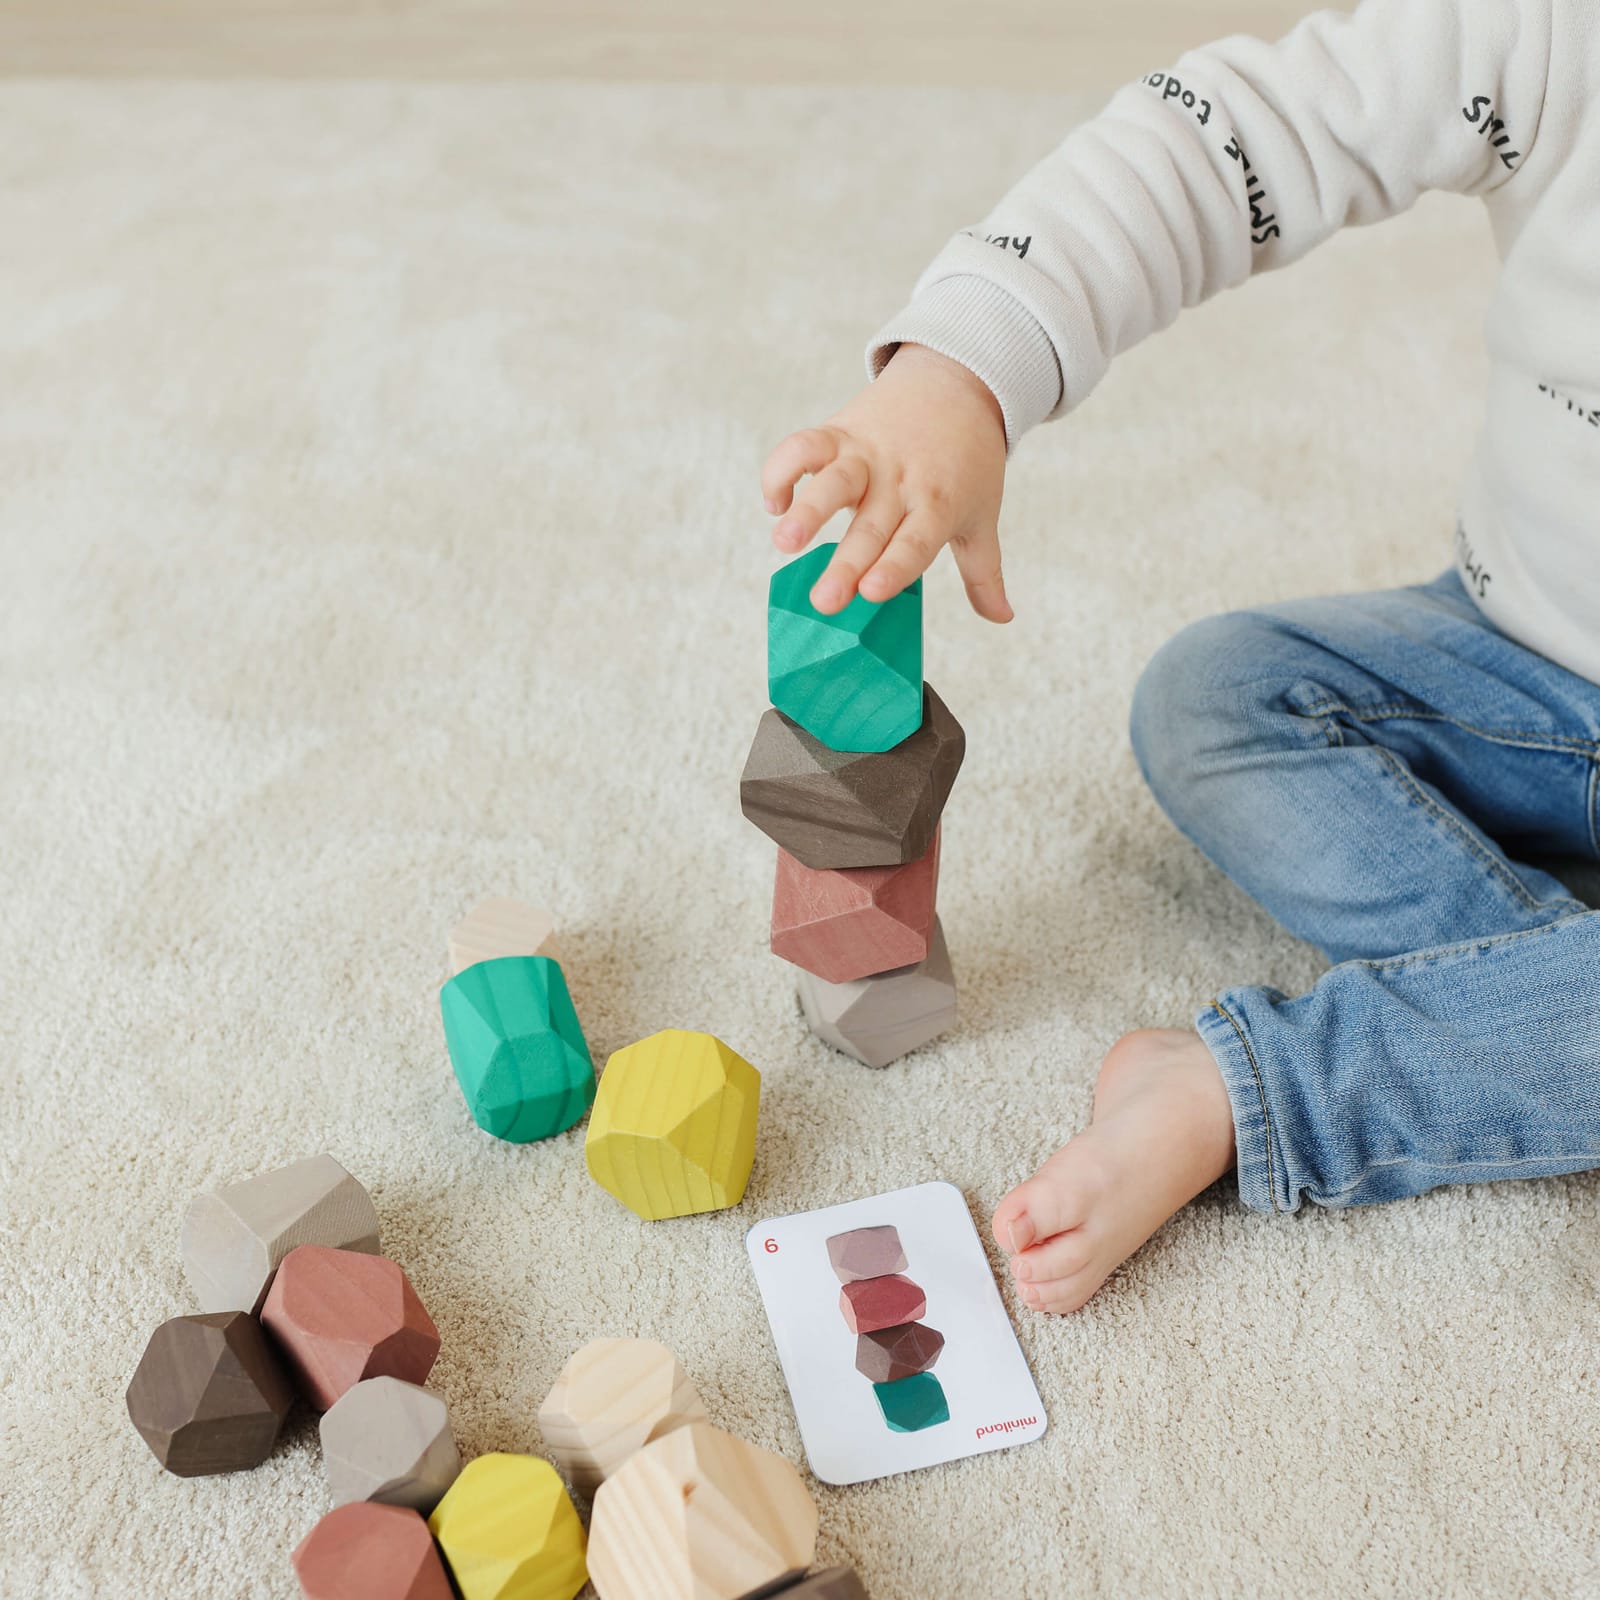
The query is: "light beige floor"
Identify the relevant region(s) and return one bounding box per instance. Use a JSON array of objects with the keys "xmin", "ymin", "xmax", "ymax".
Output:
[{"xmin": 2, "ymin": 0, "xmax": 1338, "ymax": 85}]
